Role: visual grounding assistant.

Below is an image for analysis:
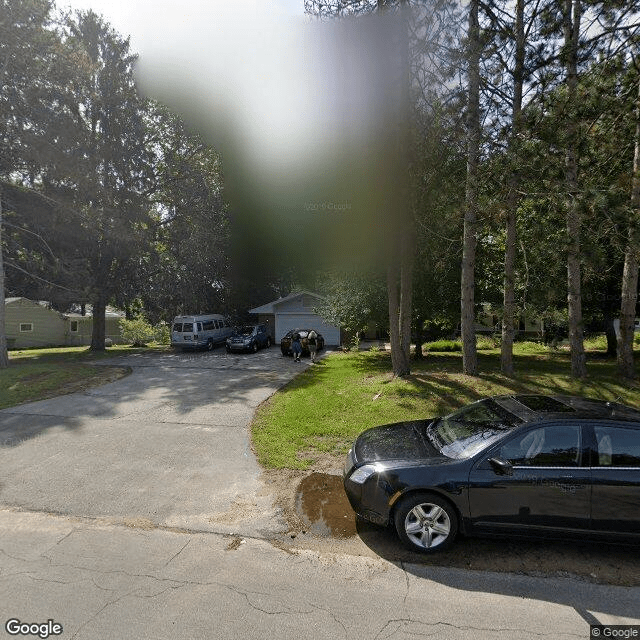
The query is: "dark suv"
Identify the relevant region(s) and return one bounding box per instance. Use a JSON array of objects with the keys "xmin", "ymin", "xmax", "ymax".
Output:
[{"xmin": 226, "ymin": 324, "xmax": 272, "ymax": 353}]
